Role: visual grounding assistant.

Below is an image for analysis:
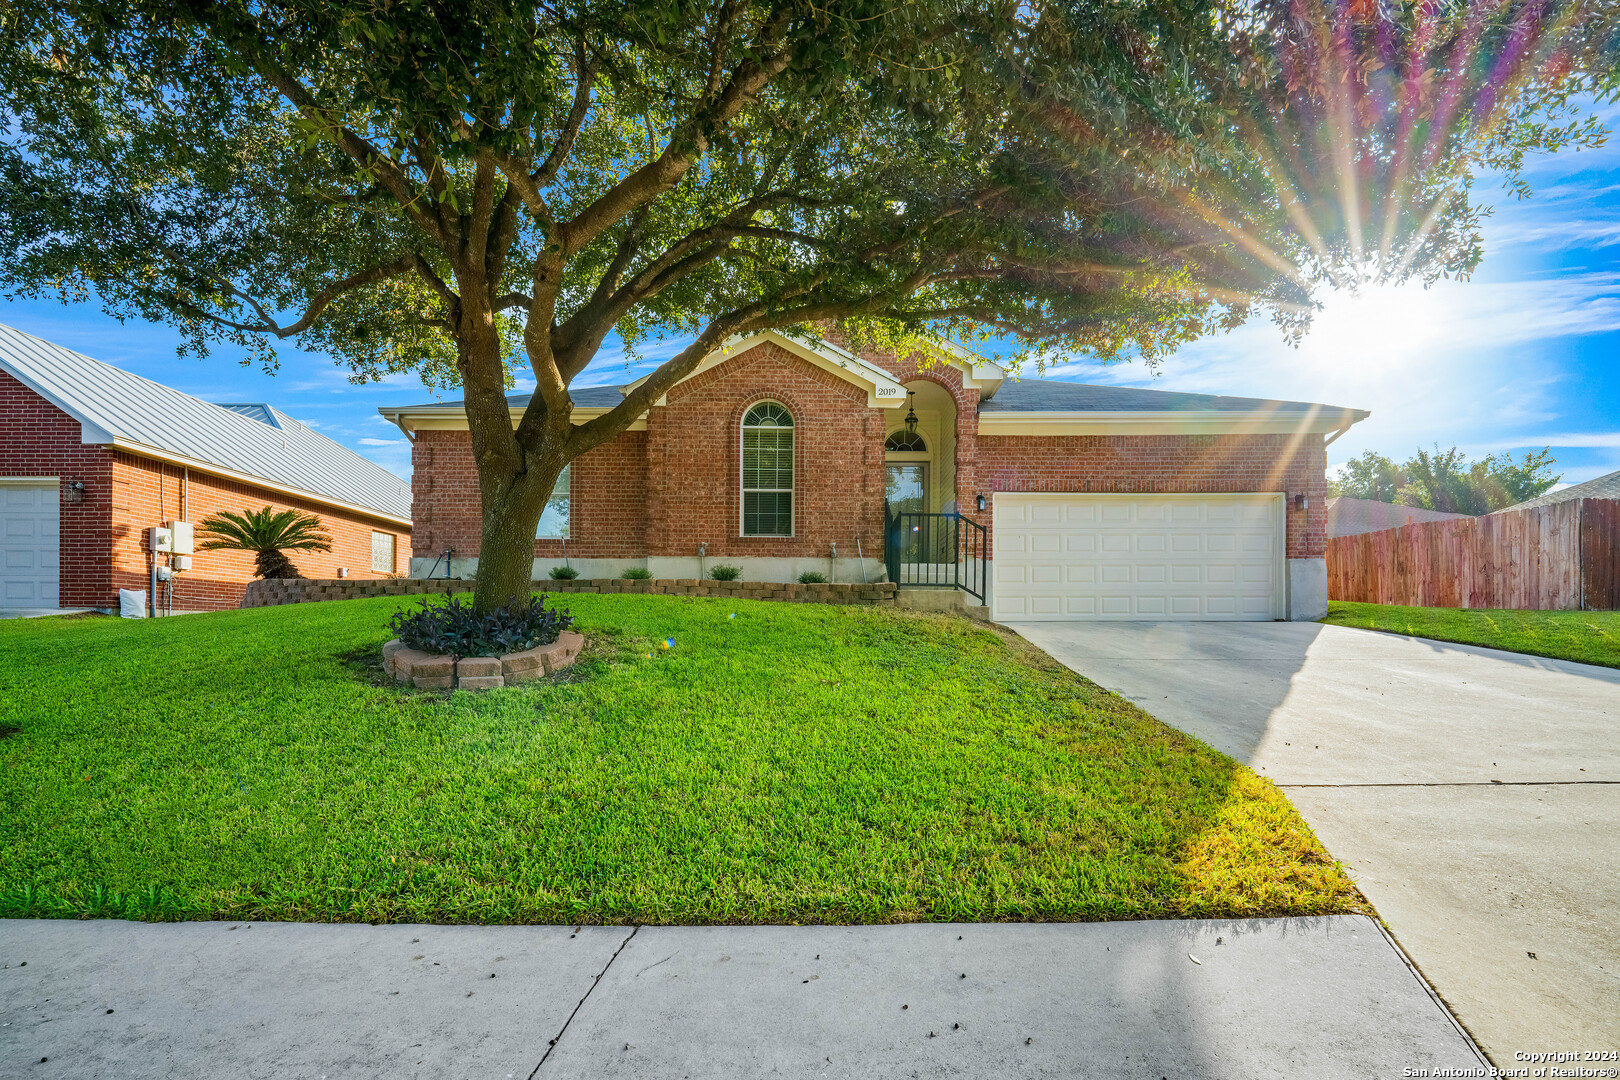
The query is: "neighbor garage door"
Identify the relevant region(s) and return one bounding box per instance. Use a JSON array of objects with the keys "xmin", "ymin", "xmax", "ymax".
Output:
[
  {"xmin": 992, "ymin": 492, "xmax": 1284, "ymax": 621},
  {"xmin": 1, "ymin": 478, "xmax": 60, "ymax": 608}
]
